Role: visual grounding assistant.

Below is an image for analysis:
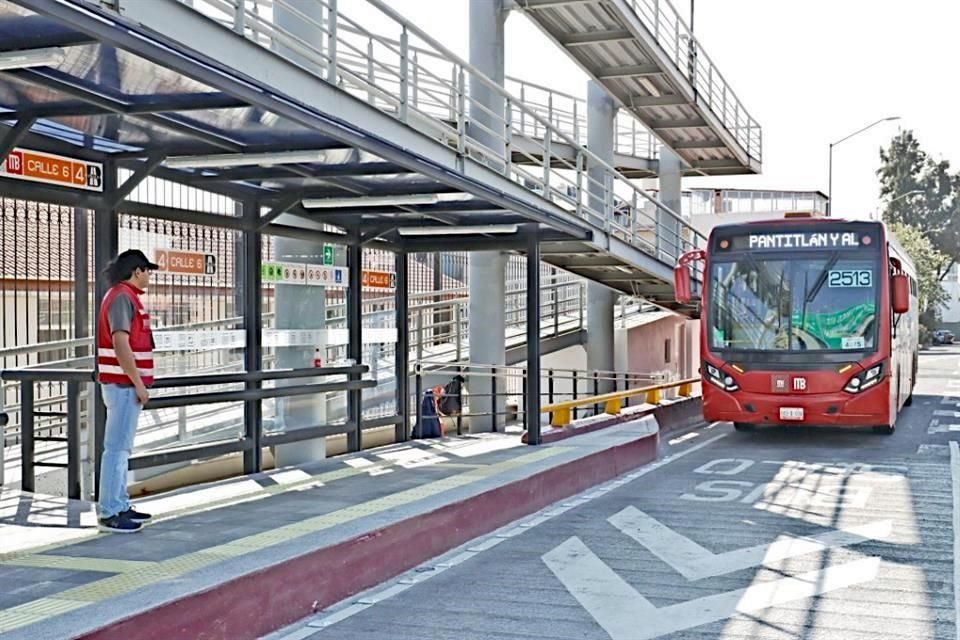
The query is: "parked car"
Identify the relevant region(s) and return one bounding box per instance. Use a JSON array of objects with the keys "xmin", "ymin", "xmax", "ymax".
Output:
[{"xmin": 933, "ymin": 329, "xmax": 955, "ymax": 345}]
